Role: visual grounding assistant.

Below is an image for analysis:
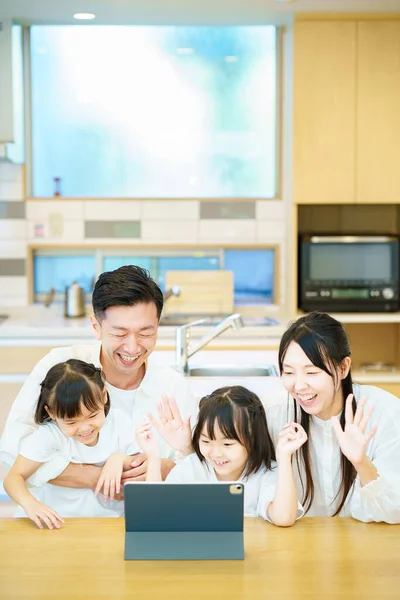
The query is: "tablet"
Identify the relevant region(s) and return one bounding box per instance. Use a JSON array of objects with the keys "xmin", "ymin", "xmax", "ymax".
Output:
[{"xmin": 124, "ymin": 482, "xmax": 244, "ymax": 560}]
